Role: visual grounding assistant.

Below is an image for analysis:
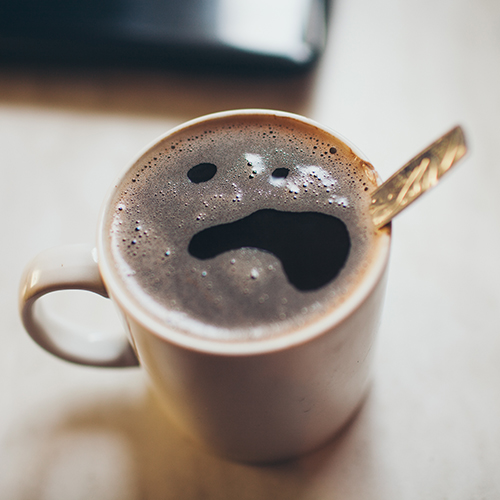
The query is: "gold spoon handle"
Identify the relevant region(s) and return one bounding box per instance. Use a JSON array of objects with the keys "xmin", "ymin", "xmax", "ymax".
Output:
[{"xmin": 369, "ymin": 126, "xmax": 467, "ymax": 230}]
